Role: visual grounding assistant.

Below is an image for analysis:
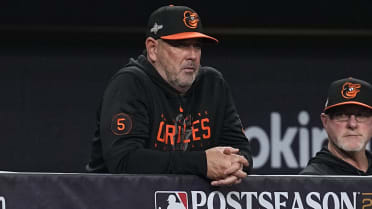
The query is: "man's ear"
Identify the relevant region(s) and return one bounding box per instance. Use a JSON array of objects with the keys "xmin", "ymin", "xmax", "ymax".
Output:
[
  {"xmin": 320, "ymin": 113, "xmax": 328, "ymax": 128},
  {"xmin": 146, "ymin": 37, "xmax": 158, "ymax": 62}
]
